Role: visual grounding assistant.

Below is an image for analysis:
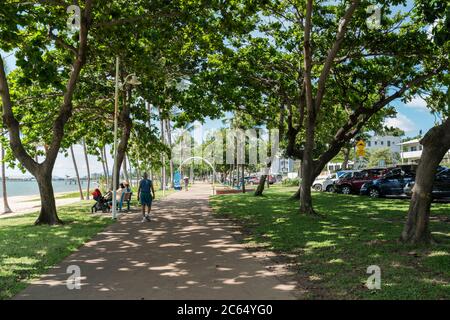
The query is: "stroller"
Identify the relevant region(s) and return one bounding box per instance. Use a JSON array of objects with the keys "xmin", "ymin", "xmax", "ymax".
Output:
[
  {"xmin": 91, "ymin": 189, "xmax": 112, "ymax": 213},
  {"xmin": 92, "ymin": 196, "xmax": 111, "ymax": 213}
]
